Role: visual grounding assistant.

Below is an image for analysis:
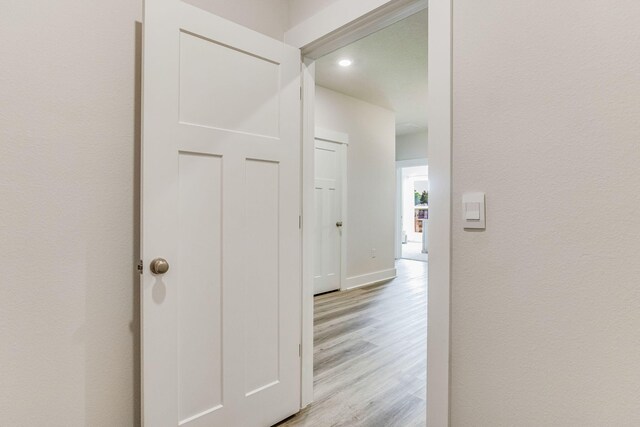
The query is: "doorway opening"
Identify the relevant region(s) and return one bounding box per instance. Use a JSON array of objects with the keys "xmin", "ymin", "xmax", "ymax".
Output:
[
  {"xmin": 396, "ymin": 161, "xmax": 429, "ymax": 262},
  {"xmin": 285, "ymin": 6, "xmax": 429, "ymax": 426}
]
